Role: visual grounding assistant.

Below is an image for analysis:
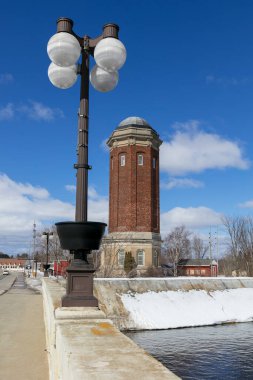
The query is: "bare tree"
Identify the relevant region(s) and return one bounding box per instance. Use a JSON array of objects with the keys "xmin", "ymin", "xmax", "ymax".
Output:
[
  {"xmin": 94, "ymin": 235, "xmax": 127, "ymax": 278},
  {"xmin": 39, "ymin": 225, "xmax": 69, "ymax": 264},
  {"xmin": 223, "ymin": 215, "xmax": 253, "ymax": 276},
  {"xmin": 218, "ymin": 254, "xmax": 236, "ymax": 276},
  {"xmin": 192, "ymin": 235, "xmax": 209, "ymax": 259},
  {"xmin": 162, "ymin": 225, "xmax": 192, "ymax": 275}
]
